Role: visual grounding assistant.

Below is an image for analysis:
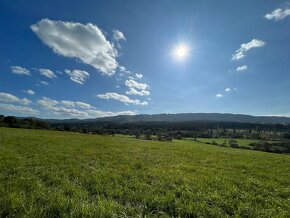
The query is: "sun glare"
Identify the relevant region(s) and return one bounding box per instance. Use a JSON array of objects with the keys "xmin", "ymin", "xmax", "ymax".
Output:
[{"xmin": 173, "ymin": 43, "xmax": 190, "ymax": 61}]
